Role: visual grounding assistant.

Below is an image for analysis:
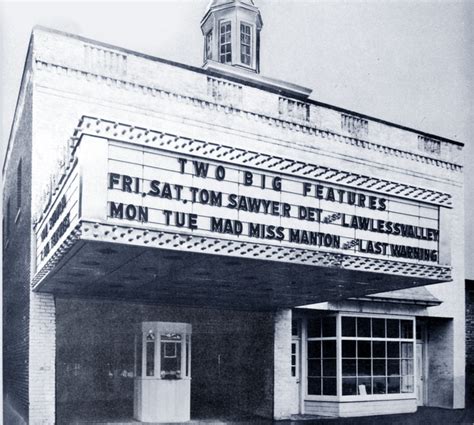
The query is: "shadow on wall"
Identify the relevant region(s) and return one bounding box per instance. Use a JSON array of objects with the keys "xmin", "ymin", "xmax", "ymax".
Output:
[{"xmin": 4, "ymin": 395, "xmax": 28, "ymax": 425}]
